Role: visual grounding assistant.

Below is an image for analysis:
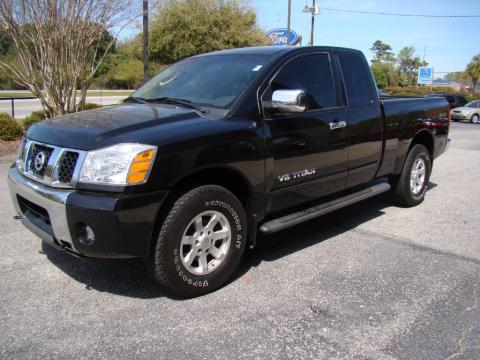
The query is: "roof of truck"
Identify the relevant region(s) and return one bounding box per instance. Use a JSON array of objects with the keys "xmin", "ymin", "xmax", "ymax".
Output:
[{"xmin": 196, "ymin": 46, "xmax": 361, "ymax": 57}]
